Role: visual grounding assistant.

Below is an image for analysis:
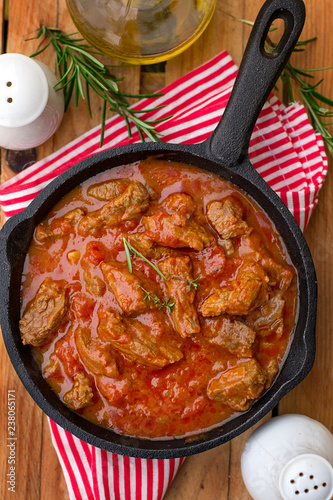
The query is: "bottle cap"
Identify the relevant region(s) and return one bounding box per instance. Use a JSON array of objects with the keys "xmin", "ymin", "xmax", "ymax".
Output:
[
  {"xmin": 0, "ymin": 53, "xmax": 49, "ymax": 128},
  {"xmin": 279, "ymin": 453, "xmax": 333, "ymax": 500}
]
